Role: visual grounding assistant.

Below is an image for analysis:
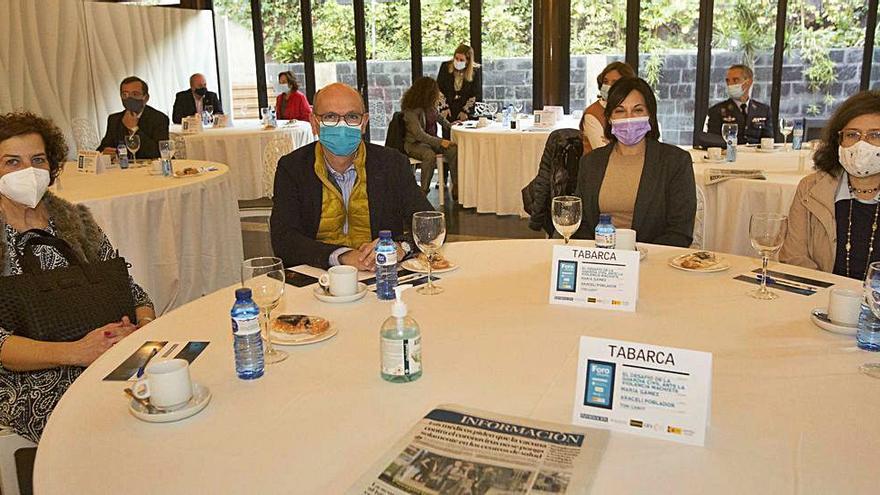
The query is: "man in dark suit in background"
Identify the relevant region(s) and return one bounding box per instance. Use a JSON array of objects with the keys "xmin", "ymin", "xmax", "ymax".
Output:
[
  {"xmin": 98, "ymin": 76, "xmax": 169, "ymax": 159},
  {"xmin": 171, "ymin": 73, "xmax": 223, "ymax": 124},
  {"xmin": 707, "ymin": 64, "xmax": 774, "ymax": 145}
]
